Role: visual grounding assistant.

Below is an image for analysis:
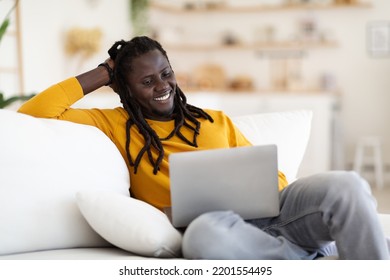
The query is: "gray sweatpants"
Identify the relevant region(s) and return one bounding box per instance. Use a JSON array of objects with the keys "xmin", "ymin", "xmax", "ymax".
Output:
[{"xmin": 182, "ymin": 171, "xmax": 390, "ymax": 259}]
